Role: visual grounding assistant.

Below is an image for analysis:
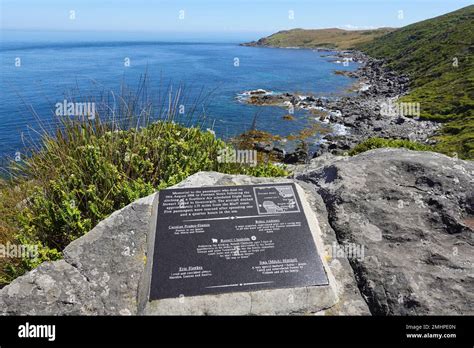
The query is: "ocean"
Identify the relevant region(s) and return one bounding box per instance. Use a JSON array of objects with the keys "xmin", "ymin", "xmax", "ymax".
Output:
[{"xmin": 0, "ymin": 31, "xmax": 359, "ymax": 163}]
